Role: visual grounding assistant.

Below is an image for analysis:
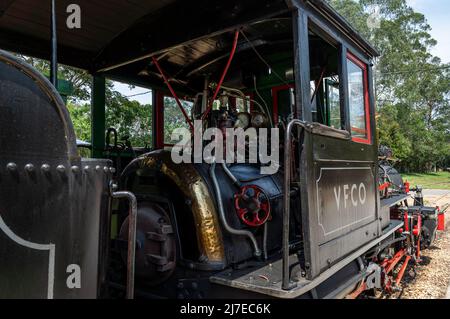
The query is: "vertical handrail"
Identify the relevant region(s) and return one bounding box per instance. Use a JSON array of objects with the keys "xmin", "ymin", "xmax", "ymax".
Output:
[
  {"xmin": 282, "ymin": 119, "xmax": 306, "ymax": 290},
  {"xmin": 111, "ymin": 190, "xmax": 137, "ymax": 299}
]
